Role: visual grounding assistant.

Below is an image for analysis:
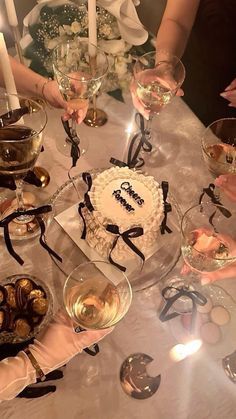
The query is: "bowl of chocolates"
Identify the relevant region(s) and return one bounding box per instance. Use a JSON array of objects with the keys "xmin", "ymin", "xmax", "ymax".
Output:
[{"xmin": 0, "ymin": 274, "xmax": 53, "ymax": 344}]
